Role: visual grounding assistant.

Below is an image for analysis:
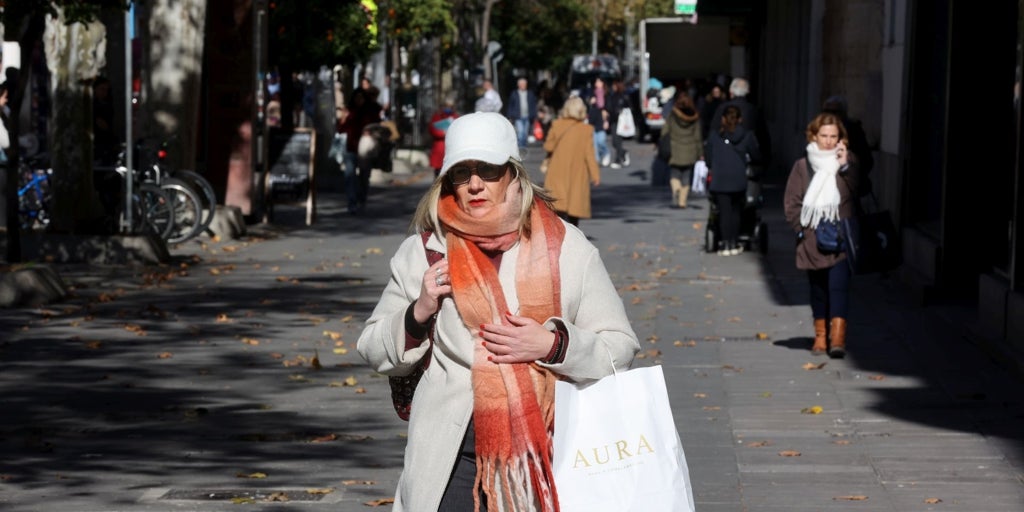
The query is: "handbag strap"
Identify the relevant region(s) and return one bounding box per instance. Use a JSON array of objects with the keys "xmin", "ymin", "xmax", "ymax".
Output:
[{"xmin": 417, "ymin": 231, "xmax": 443, "ymax": 365}]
